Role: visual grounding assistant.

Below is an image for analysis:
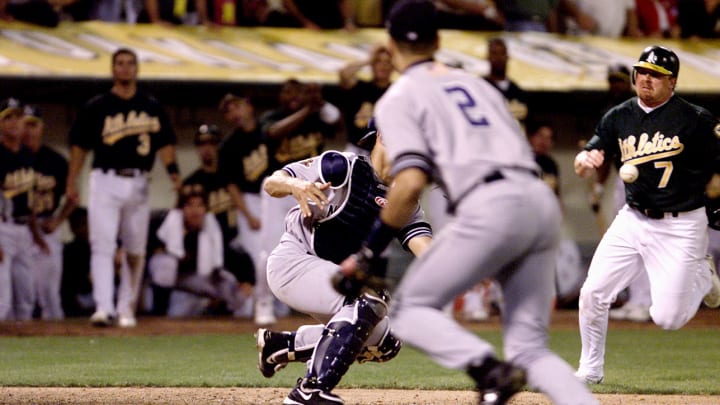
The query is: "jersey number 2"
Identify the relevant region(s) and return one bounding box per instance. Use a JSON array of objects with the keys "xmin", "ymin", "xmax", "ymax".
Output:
[{"xmin": 444, "ymin": 87, "xmax": 489, "ymax": 126}]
